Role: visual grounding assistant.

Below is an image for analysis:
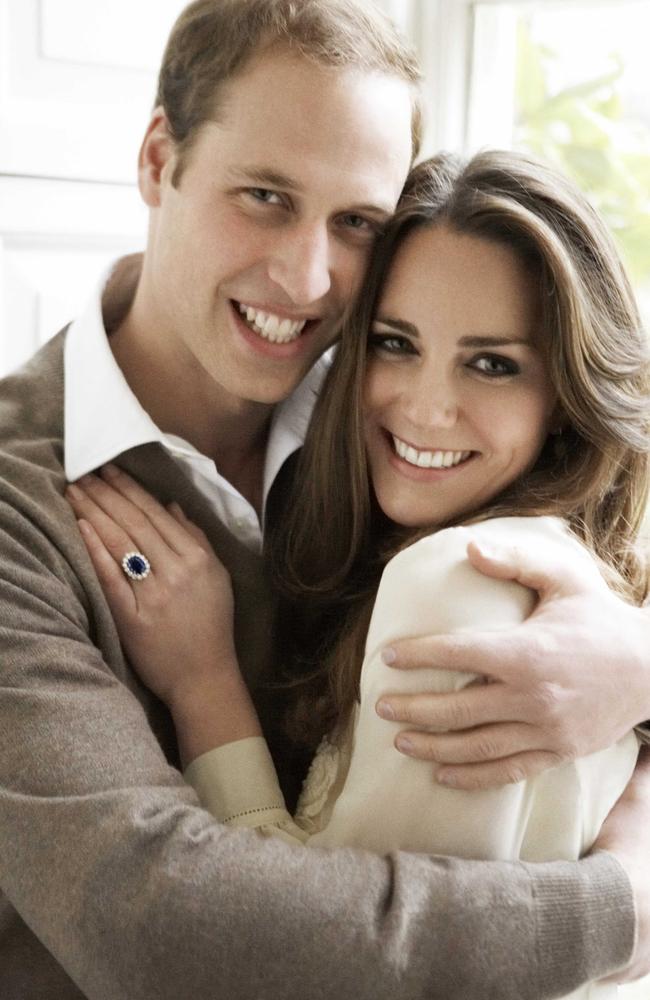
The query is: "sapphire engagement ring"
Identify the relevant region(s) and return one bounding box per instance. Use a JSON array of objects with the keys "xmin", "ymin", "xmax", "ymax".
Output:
[{"xmin": 121, "ymin": 551, "xmax": 151, "ymax": 582}]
